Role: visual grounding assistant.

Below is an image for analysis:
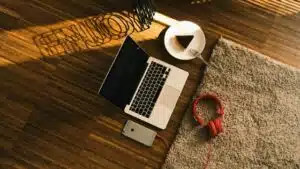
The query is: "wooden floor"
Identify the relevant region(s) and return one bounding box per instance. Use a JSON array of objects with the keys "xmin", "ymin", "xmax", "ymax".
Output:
[{"xmin": 1, "ymin": 0, "xmax": 300, "ymax": 168}]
